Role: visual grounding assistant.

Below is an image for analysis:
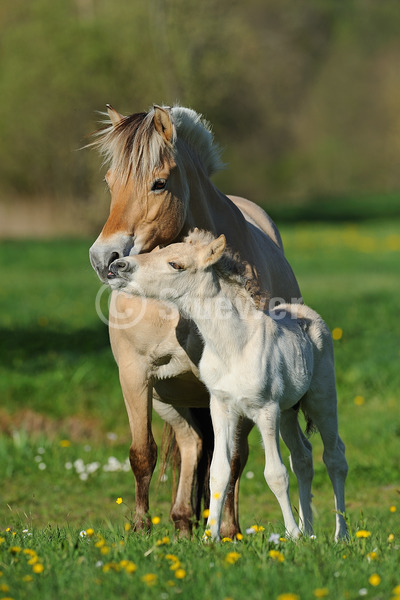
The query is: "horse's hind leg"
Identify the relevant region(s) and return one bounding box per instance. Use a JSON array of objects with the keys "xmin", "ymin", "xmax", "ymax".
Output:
[
  {"xmin": 153, "ymin": 399, "xmax": 202, "ymax": 537},
  {"xmin": 221, "ymin": 417, "xmax": 253, "ymax": 539},
  {"xmin": 304, "ymin": 389, "xmax": 348, "ymax": 540},
  {"xmin": 280, "ymin": 408, "xmax": 314, "ymax": 536},
  {"xmin": 255, "ymin": 403, "xmax": 301, "ymax": 539}
]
